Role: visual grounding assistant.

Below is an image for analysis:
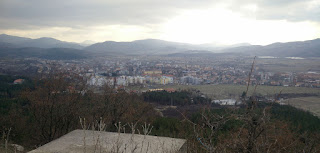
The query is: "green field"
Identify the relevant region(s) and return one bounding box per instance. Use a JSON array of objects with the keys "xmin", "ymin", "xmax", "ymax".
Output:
[
  {"xmin": 284, "ymin": 97, "xmax": 320, "ymax": 117},
  {"xmin": 257, "ymin": 58, "xmax": 320, "ymax": 72},
  {"xmin": 142, "ymin": 84, "xmax": 320, "ymax": 99},
  {"xmin": 129, "ymin": 84, "xmax": 320, "ymax": 116}
]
